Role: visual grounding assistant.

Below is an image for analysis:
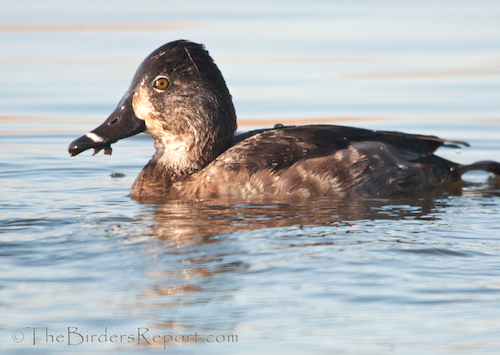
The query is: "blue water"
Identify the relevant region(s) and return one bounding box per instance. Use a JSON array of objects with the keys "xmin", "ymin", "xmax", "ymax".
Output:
[{"xmin": 1, "ymin": 1, "xmax": 500, "ymax": 354}]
